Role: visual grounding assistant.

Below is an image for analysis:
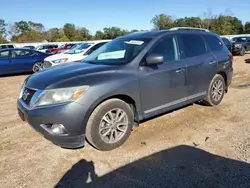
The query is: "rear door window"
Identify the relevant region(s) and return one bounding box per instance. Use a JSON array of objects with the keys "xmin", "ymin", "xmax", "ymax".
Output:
[
  {"xmin": 203, "ymin": 35, "xmax": 223, "ymax": 52},
  {"xmin": 14, "ymin": 50, "xmax": 34, "ymax": 57},
  {"xmin": 178, "ymin": 34, "xmax": 207, "ymax": 58}
]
